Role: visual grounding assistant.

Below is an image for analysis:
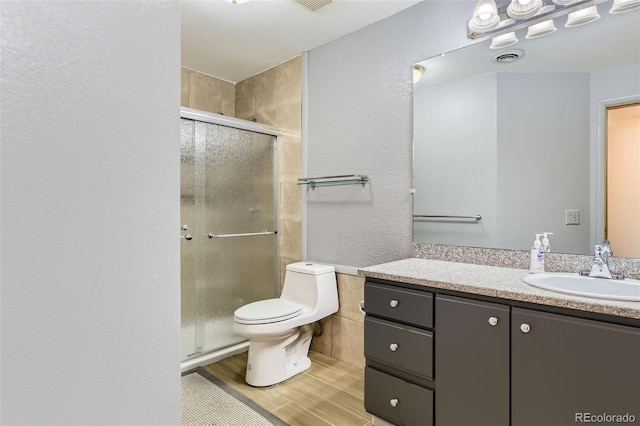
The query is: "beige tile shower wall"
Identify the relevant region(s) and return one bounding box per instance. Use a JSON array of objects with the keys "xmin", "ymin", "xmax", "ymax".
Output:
[
  {"xmin": 311, "ymin": 273, "xmax": 366, "ymax": 369},
  {"xmin": 180, "ymin": 68, "xmax": 235, "ymax": 116},
  {"xmin": 235, "ymin": 57, "xmax": 303, "ymax": 288}
]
